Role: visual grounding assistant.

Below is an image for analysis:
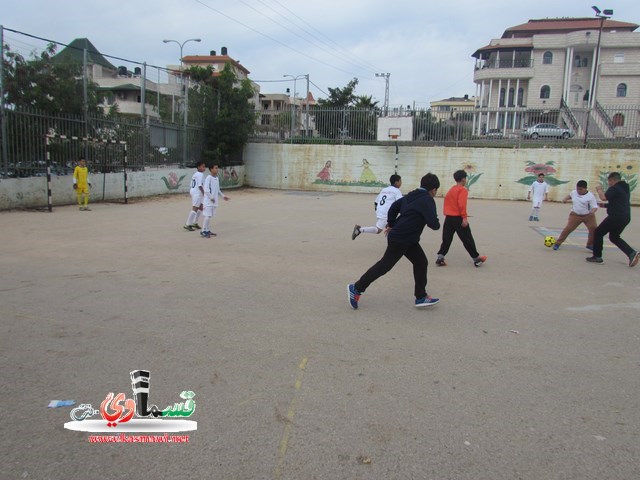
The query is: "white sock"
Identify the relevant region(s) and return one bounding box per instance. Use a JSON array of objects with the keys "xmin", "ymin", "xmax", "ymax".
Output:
[
  {"xmin": 187, "ymin": 211, "xmax": 197, "ymax": 225},
  {"xmin": 194, "ymin": 211, "xmax": 202, "ymax": 223},
  {"xmin": 534, "ymin": 207, "xmax": 540, "ymax": 217},
  {"xmin": 203, "ymin": 217, "xmax": 211, "ymax": 232},
  {"xmin": 360, "ymin": 226, "xmax": 379, "ymax": 234}
]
